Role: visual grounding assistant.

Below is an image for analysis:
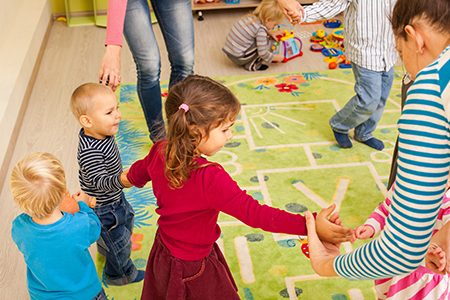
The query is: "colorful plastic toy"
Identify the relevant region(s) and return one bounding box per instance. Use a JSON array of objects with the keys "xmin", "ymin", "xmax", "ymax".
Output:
[
  {"xmin": 60, "ymin": 192, "xmax": 80, "ymax": 214},
  {"xmin": 310, "ymin": 30, "xmax": 327, "ymax": 43},
  {"xmin": 310, "ymin": 44, "xmax": 324, "ymax": 52},
  {"xmin": 325, "ymin": 54, "xmax": 352, "ymax": 69},
  {"xmin": 323, "ymin": 19, "xmax": 342, "ymax": 28},
  {"xmin": 331, "ymin": 28, "xmax": 344, "ymax": 41},
  {"xmin": 321, "ymin": 47, "xmax": 342, "ymax": 57},
  {"xmin": 300, "ymin": 239, "xmax": 310, "ymax": 258},
  {"xmin": 60, "ymin": 191, "xmax": 96, "ymax": 214},
  {"xmin": 274, "ymin": 30, "xmax": 303, "ymax": 63}
]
